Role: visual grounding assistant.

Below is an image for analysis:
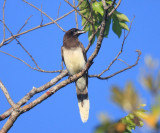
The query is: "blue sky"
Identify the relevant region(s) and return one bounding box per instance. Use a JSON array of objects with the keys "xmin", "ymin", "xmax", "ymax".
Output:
[{"xmin": 0, "ymin": 0, "xmax": 160, "ymax": 133}]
